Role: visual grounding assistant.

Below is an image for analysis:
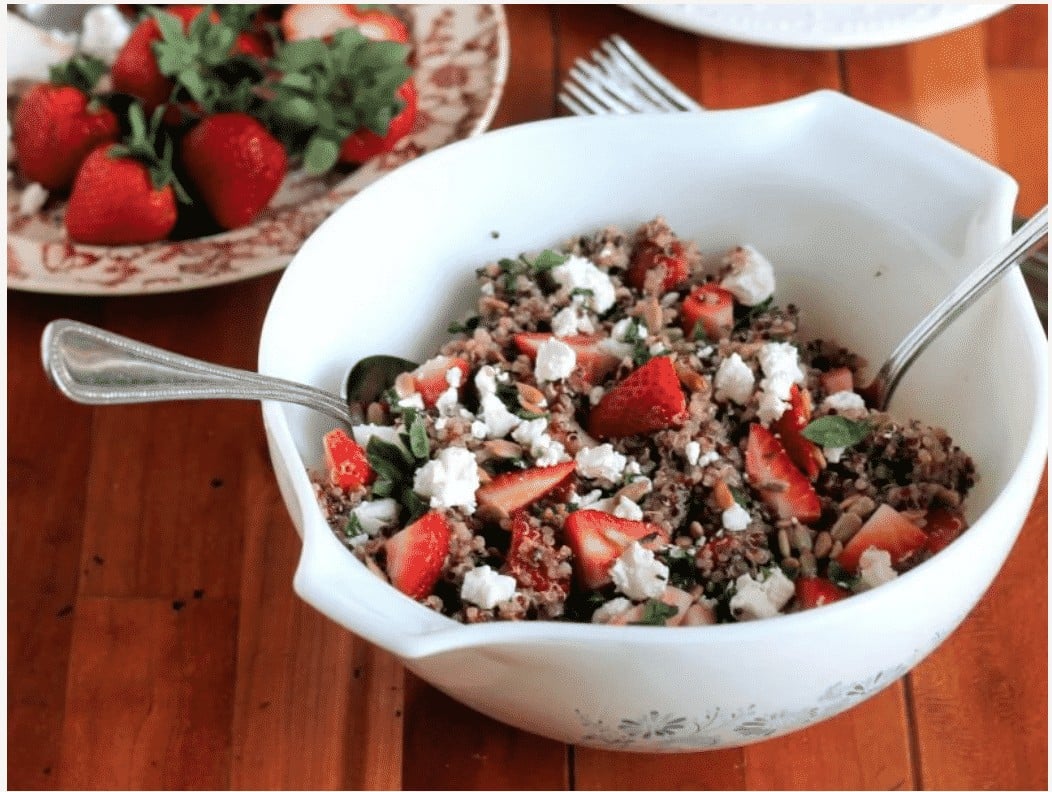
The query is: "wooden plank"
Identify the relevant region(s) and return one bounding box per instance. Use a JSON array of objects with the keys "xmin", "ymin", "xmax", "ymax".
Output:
[
  {"xmin": 57, "ymin": 596, "xmax": 239, "ymax": 789},
  {"xmin": 490, "ymin": 4, "xmax": 562, "ymax": 125},
  {"xmin": 7, "ymin": 295, "xmax": 101, "ymax": 790},
  {"xmin": 985, "ymin": 4, "xmax": 1047, "ymax": 68},
  {"xmin": 907, "ymin": 478, "xmax": 1048, "ymax": 791},
  {"xmin": 574, "ymin": 746, "xmax": 746, "ymax": 791},
  {"xmin": 699, "ymin": 41, "xmax": 840, "ymax": 108}
]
